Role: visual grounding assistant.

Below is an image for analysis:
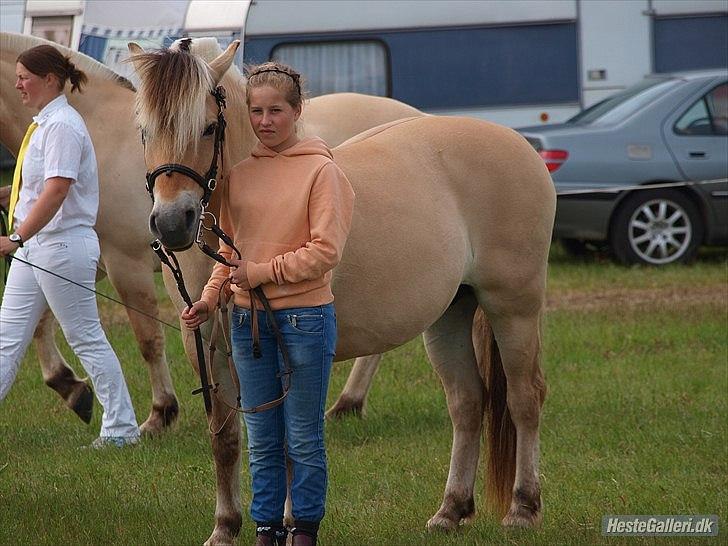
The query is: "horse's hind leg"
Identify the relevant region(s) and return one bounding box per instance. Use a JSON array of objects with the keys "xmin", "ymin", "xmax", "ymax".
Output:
[
  {"xmin": 105, "ymin": 254, "xmax": 178, "ymax": 434},
  {"xmin": 35, "ymin": 309, "xmax": 94, "ymax": 422},
  {"xmin": 423, "ymin": 289, "xmax": 482, "ymax": 531},
  {"xmin": 481, "ymin": 291, "xmax": 545, "ymax": 528},
  {"xmin": 326, "ymin": 353, "xmax": 383, "ymax": 418}
]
